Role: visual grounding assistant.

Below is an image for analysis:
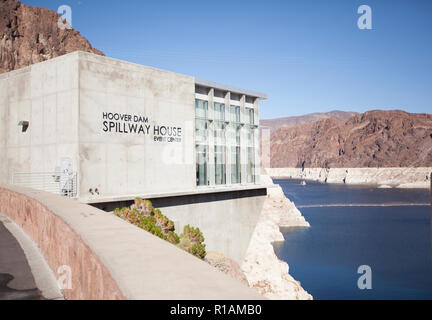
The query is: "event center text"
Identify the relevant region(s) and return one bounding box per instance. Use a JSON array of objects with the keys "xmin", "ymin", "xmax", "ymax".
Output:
[{"xmin": 102, "ymin": 112, "xmax": 182, "ymax": 143}]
